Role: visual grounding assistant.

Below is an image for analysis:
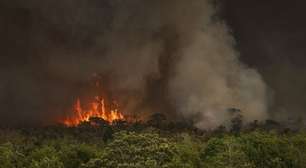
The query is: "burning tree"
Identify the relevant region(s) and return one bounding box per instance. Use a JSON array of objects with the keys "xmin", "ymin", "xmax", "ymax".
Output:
[{"xmin": 60, "ymin": 74, "xmax": 125, "ymax": 127}]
